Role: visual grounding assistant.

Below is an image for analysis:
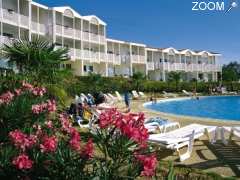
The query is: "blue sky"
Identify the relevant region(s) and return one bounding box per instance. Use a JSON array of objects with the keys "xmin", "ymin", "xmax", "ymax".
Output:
[{"xmin": 36, "ymin": 0, "xmax": 240, "ymax": 64}]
